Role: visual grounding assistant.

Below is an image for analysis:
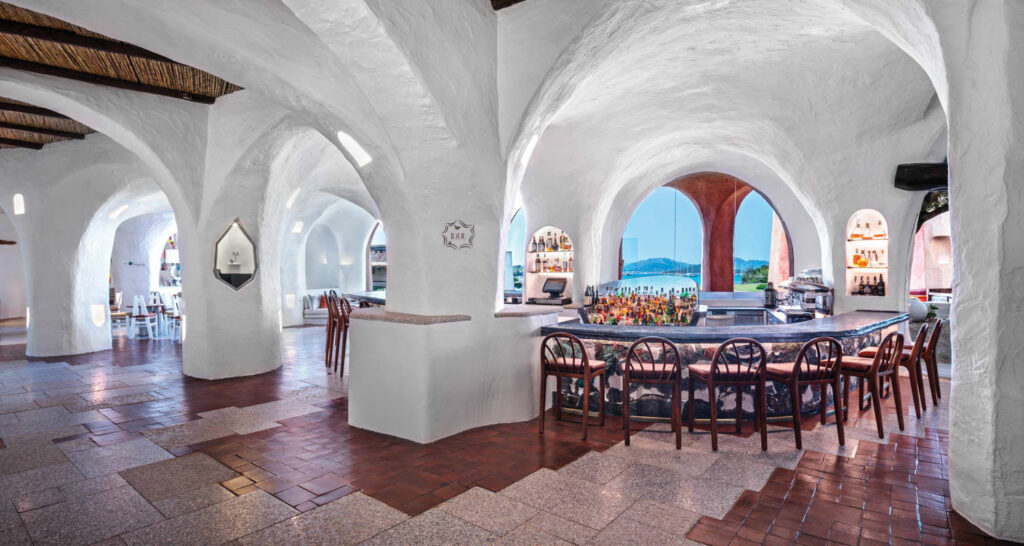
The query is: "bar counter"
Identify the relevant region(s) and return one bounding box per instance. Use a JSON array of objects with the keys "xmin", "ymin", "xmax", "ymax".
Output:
[{"xmin": 540, "ymin": 310, "xmax": 908, "ymax": 422}]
